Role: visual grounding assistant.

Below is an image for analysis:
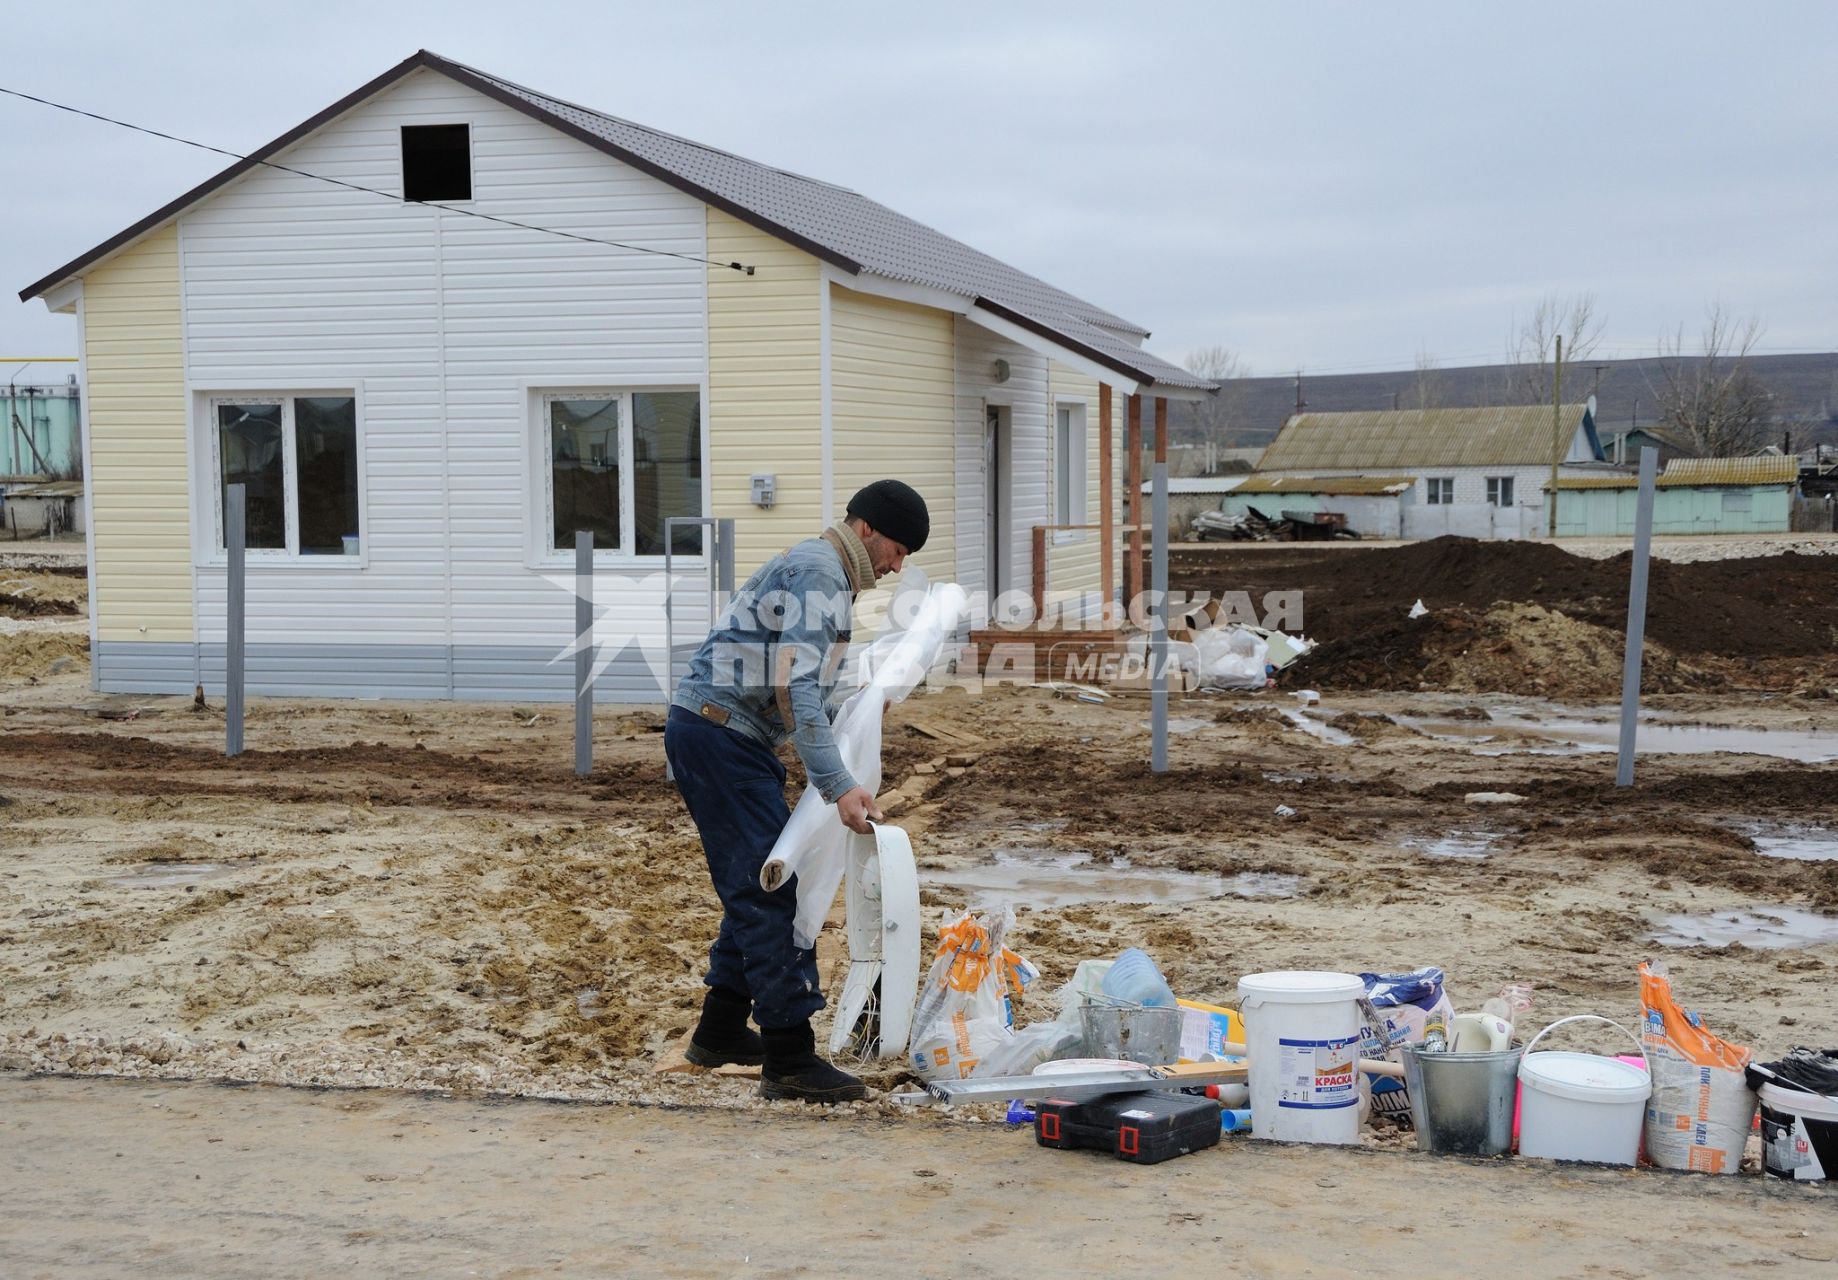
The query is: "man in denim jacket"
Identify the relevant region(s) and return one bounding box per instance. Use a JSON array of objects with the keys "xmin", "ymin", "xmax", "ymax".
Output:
[{"xmin": 665, "ymin": 479, "xmax": 928, "ymax": 1102}]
